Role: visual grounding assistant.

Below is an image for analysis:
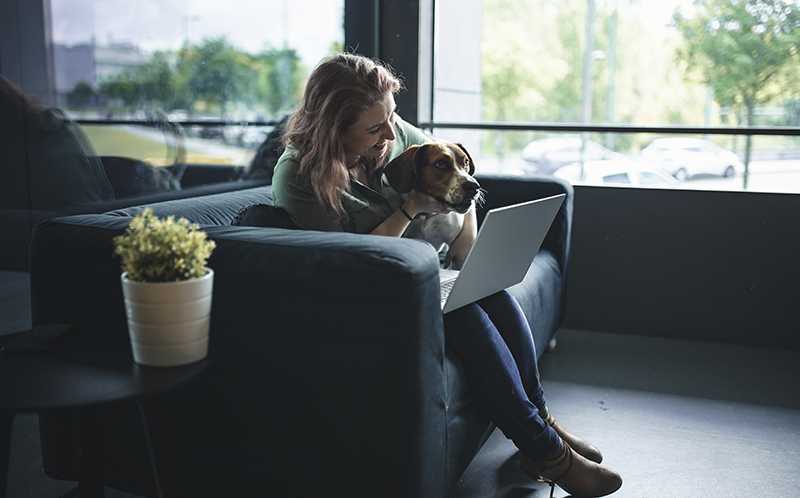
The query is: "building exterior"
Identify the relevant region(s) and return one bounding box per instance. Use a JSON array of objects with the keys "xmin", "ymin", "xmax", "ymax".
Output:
[{"xmin": 53, "ymin": 40, "xmax": 150, "ymax": 107}]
